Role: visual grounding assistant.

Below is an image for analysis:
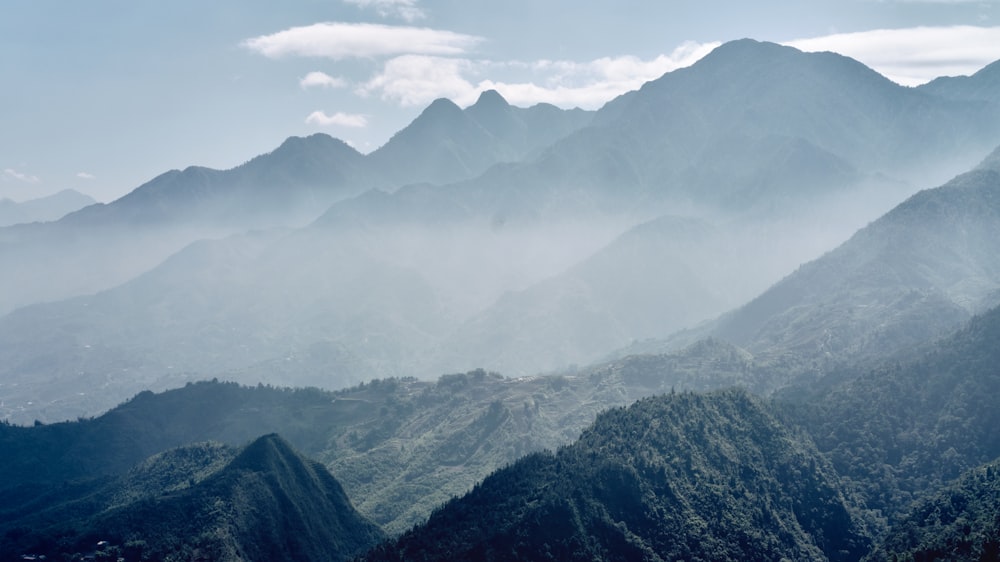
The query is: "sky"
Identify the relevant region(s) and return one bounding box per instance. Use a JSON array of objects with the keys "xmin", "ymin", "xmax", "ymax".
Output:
[{"xmin": 3, "ymin": 0, "xmax": 1000, "ymax": 203}]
